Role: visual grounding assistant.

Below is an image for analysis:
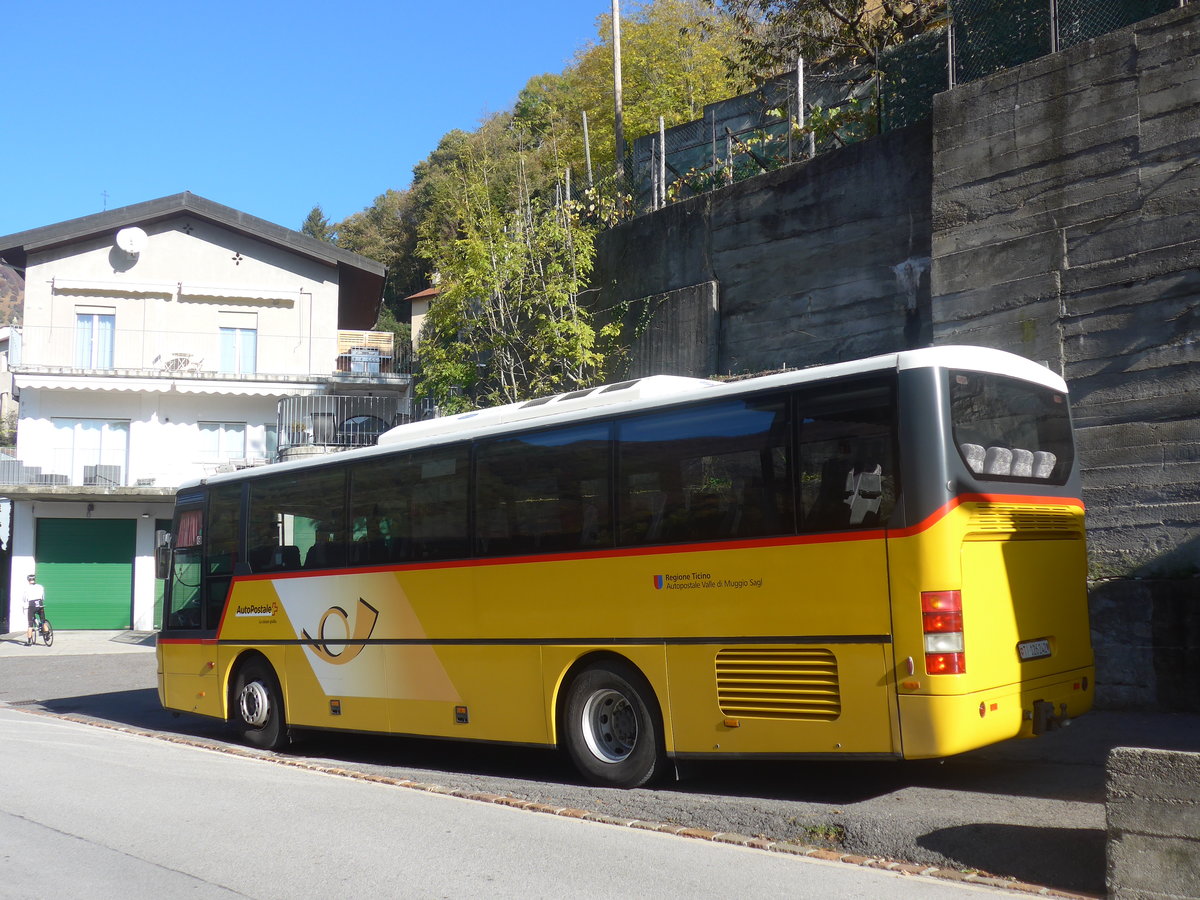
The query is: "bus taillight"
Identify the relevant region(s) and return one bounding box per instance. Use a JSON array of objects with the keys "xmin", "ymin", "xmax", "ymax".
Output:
[{"xmin": 922, "ymin": 590, "xmax": 965, "ymax": 674}]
